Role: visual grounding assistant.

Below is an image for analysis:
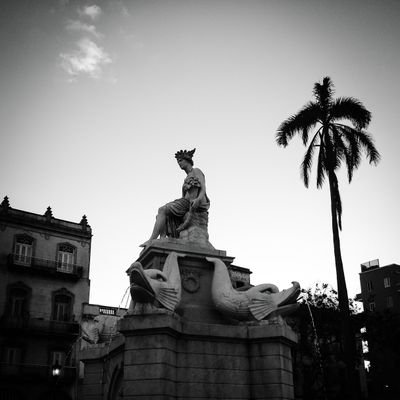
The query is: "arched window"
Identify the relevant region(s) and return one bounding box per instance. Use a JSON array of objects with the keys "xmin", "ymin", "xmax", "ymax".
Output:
[
  {"xmin": 13, "ymin": 234, "xmax": 34, "ymax": 266},
  {"xmin": 7, "ymin": 282, "xmax": 31, "ymax": 318},
  {"xmin": 57, "ymin": 243, "xmax": 76, "ymax": 273},
  {"xmin": 52, "ymin": 289, "xmax": 74, "ymax": 322}
]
